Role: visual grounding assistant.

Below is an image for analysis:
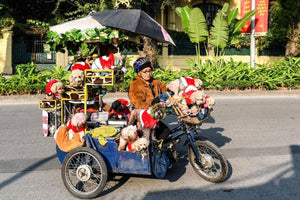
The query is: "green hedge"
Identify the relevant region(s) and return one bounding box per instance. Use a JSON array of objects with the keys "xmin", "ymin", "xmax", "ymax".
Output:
[{"xmin": 0, "ymin": 57, "xmax": 299, "ymax": 95}]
